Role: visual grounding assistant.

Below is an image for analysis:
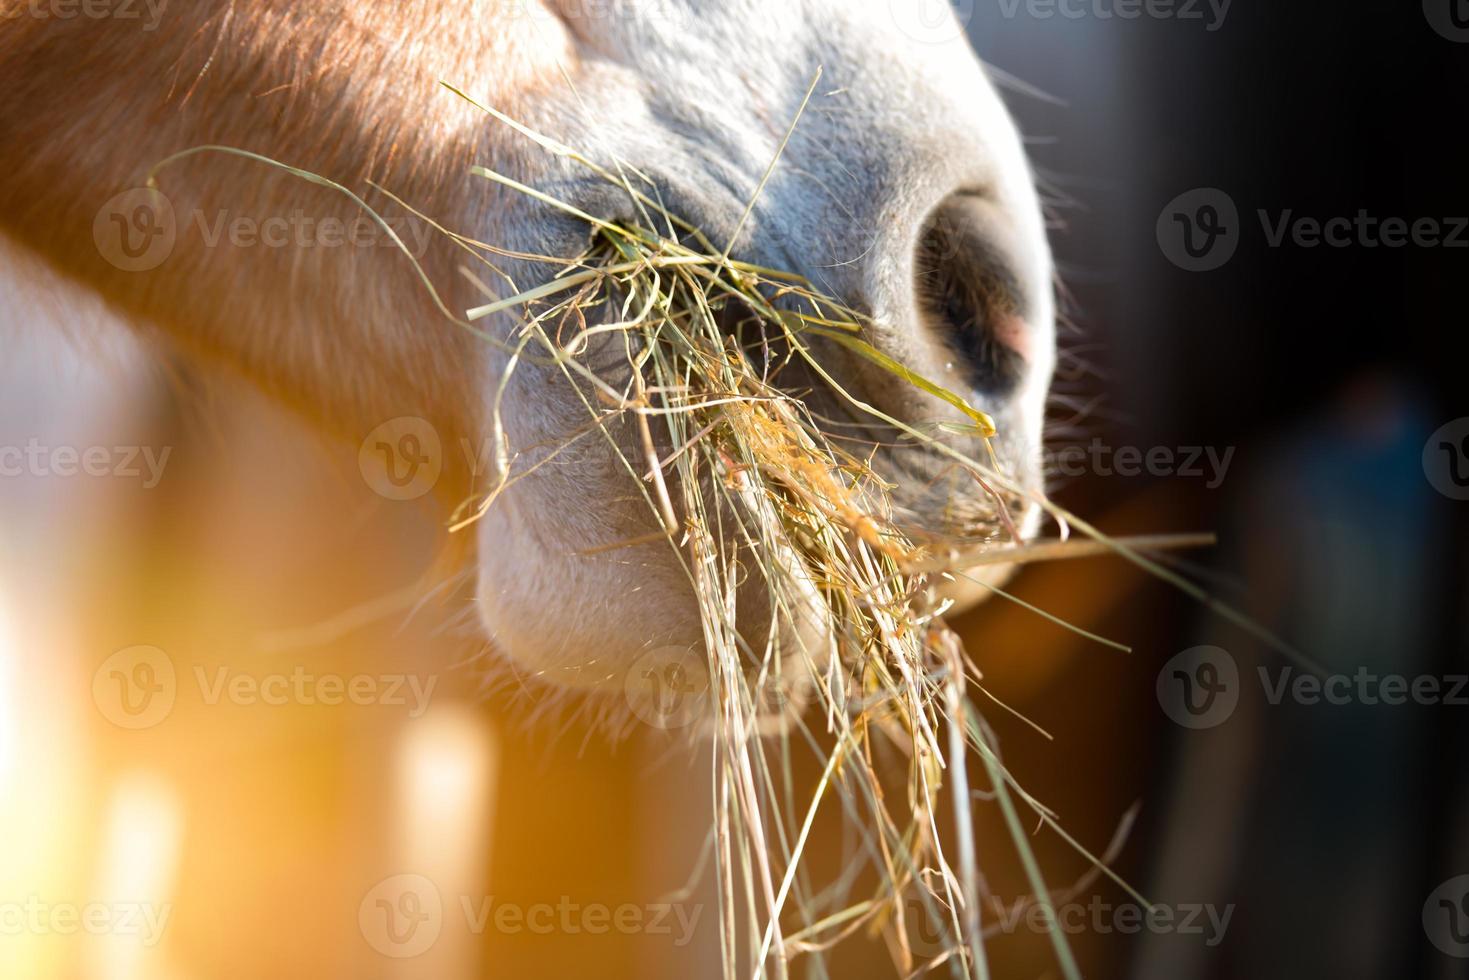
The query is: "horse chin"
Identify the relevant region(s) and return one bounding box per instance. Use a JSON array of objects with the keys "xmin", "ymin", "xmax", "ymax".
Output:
[
  {"xmin": 927, "ymin": 495, "xmax": 1047, "ymax": 617},
  {"xmin": 471, "ymin": 496, "xmax": 839, "ymax": 734}
]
